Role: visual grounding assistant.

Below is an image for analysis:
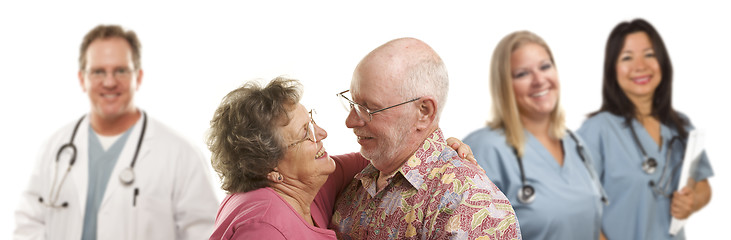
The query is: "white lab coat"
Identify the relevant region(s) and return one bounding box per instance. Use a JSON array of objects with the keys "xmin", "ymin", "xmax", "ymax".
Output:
[{"xmin": 14, "ymin": 113, "xmax": 220, "ymax": 240}]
